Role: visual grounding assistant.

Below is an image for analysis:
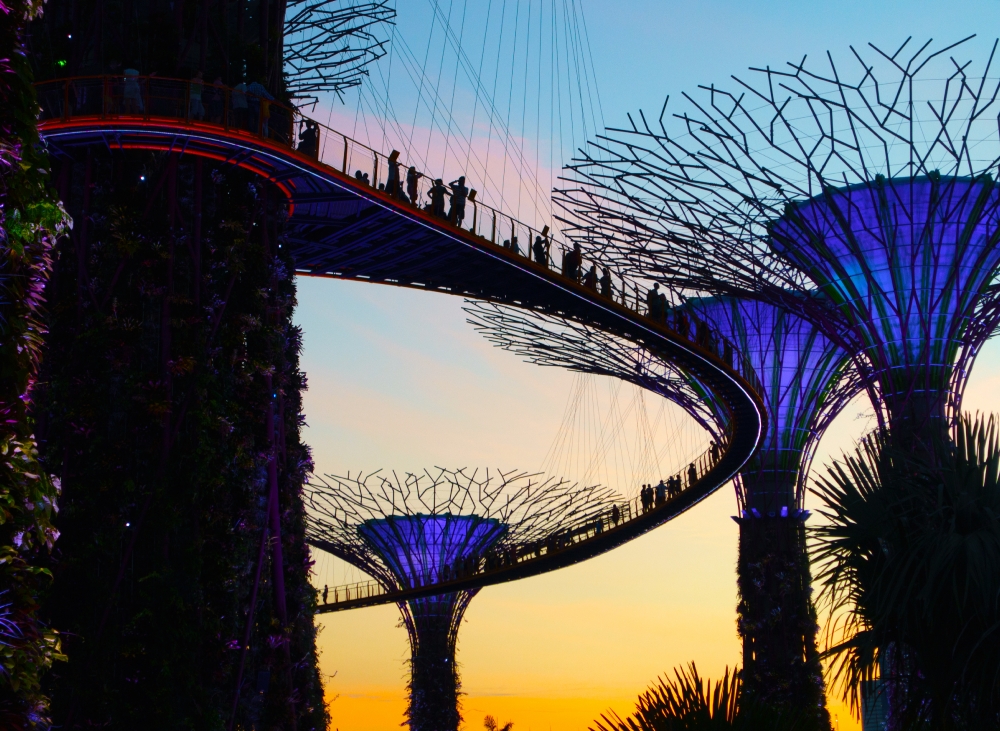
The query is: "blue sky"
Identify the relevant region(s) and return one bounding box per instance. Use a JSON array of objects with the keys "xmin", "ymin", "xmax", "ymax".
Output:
[{"xmin": 298, "ymin": 4, "xmax": 1000, "ymax": 728}]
